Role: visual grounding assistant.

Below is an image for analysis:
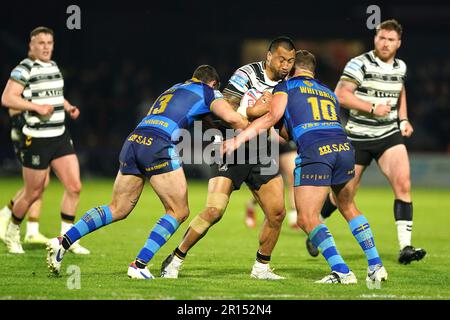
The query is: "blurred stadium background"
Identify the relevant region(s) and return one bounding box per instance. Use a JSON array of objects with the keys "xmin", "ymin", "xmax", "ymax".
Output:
[{"xmin": 1, "ymin": 1, "xmax": 449, "ymax": 186}]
